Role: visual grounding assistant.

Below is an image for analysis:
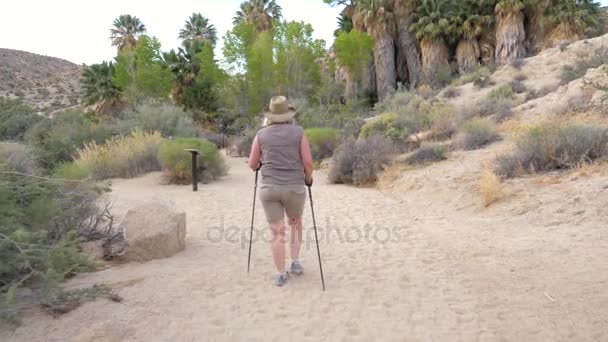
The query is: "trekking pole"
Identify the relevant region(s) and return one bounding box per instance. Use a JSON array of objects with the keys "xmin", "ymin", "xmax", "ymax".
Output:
[
  {"xmin": 307, "ymin": 185, "xmax": 326, "ymax": 291},
  {"xmin": 247, "ymin": 169, "xmax": 259, "ymax": 273}
]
